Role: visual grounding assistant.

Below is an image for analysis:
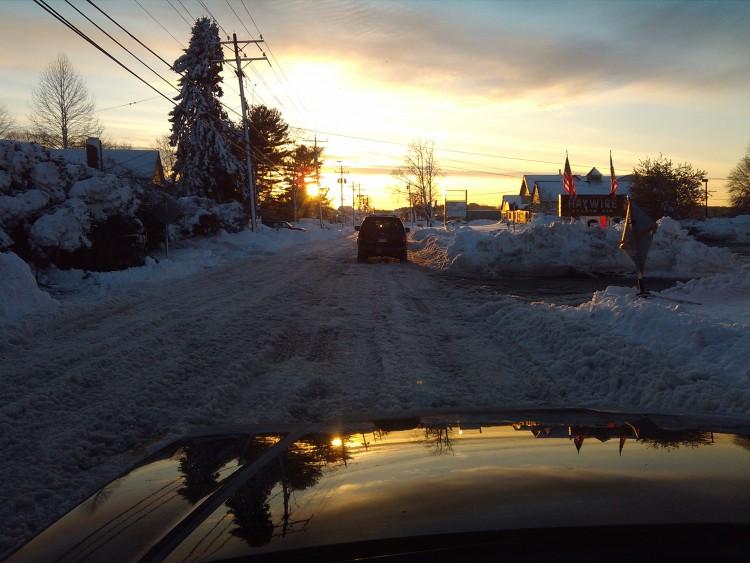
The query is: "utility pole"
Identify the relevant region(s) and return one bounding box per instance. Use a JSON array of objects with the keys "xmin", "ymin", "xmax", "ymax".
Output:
[
  {"xmin": 302, "ymin": 134, "xmax": 327, "ymax": 228},
  {"xmin": 336, "ymin": 162, "xmax": 347, "ymax": 229},
  {"xmin": 219, "ymin": 34, "xmax": 268, "ymax": 232},
  {"xmin": 703, "ymin": 177, "xmax": 709, "ymax": 219},
  {"xmin": 352, "ymin": 181, "xmax": 357, "ymax": 226}
]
